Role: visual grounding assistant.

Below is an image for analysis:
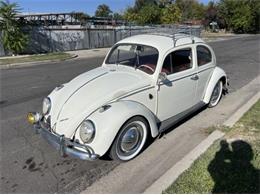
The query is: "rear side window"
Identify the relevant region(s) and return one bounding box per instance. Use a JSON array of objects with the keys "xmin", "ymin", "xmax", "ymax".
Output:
[
  {"xmin": 162, "ymin": 48, "xmax": 192, "ymax": 75},
  {"xmin": 197, "ymin": 45, "xmax": 212, "ymax": 66}
]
